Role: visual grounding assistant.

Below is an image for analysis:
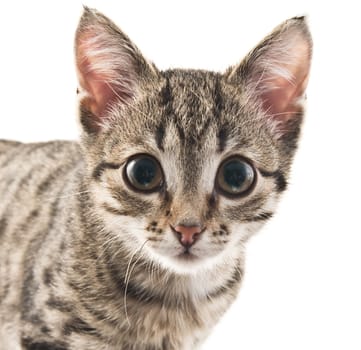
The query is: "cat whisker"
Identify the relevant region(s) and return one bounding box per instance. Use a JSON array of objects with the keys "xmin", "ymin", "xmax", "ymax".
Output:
[
  {"xmin": 148, "ymin": 261, "xmax": 157, "ymax": 288},
  {"xmin": 97, "ymin": 226, "xmax": 143, "ymax": 262},
  {"xmin": 98, "ymin": 221, "xmax": 148, "ymax": 256},
  {"xmin": 142, "ymin": 259, "xmax": 165, "ymax": 293},
  {"xmin": 124, "ymin": 239, "xmax": 149, "ymax": 328}
]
